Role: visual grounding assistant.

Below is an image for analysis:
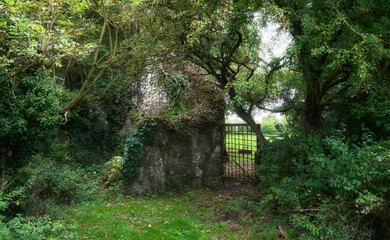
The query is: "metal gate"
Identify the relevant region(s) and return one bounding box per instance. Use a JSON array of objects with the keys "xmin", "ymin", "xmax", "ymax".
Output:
[{"xmin": 222, "ymin": 124, "xmax": 259, "ymax": 182}]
